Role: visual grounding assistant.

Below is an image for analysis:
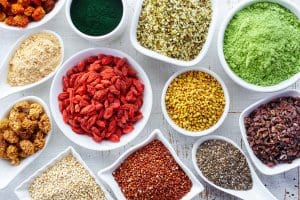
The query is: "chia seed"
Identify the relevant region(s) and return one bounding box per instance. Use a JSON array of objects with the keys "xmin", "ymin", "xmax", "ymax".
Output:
[{"xmin": 196, "ymin": 139, "xmax": 253, "ymax": 190}]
